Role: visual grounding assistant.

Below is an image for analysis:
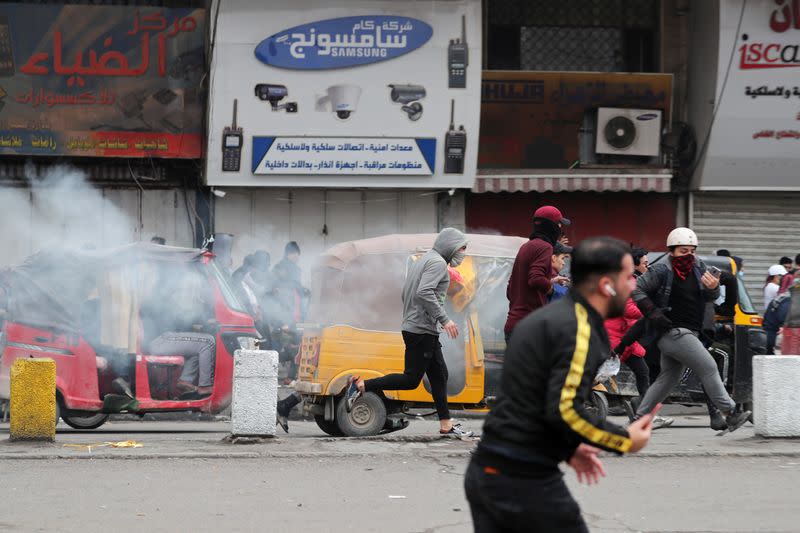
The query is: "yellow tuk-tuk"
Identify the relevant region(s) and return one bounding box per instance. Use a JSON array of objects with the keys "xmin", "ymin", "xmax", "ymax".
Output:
[{"xmin": 293, "ymin": 233, "xmax": 525, "ymax": 436}]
